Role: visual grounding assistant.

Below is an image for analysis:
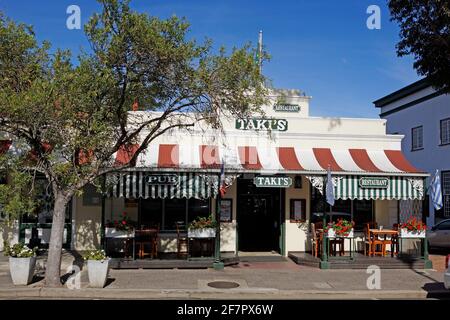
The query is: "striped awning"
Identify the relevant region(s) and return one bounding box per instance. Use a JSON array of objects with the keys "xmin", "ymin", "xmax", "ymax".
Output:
[
  {"xmin": 114, "ymin": 143, "xmax": 426, "ymax": 176},
  {"xmin": 109, "ymin": 172, "xmax": 219, "ymax": 199},
  {"xmin": 333, "ymin": 175, "xmax": 424, "ymax": 200}
]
